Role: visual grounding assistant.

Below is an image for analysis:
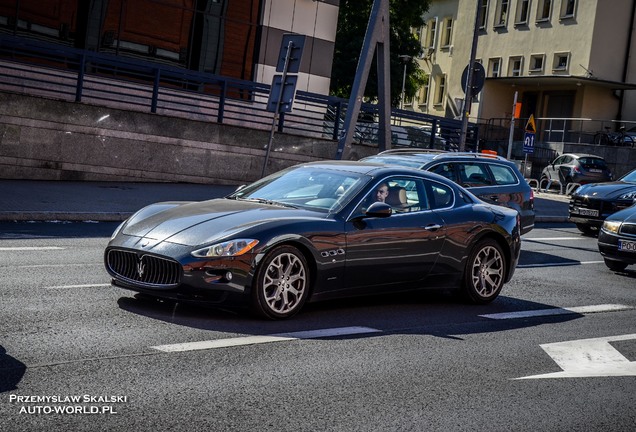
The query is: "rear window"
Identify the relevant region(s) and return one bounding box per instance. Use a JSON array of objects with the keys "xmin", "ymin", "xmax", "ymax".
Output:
[
  {"xmin": 578, "ymin": 157, "xmax": 607, "ymax": 169},
  {"xmin": 488, "ymin": 164, "xmax": 519, "ymax": 185}
]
